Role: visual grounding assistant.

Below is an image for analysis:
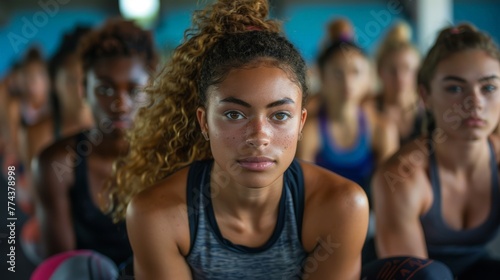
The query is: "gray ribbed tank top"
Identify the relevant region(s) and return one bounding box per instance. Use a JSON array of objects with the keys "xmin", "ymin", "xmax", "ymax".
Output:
[{"xmin": 185, "ymin": 159, "xmax": 308, "ymax": 279}]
